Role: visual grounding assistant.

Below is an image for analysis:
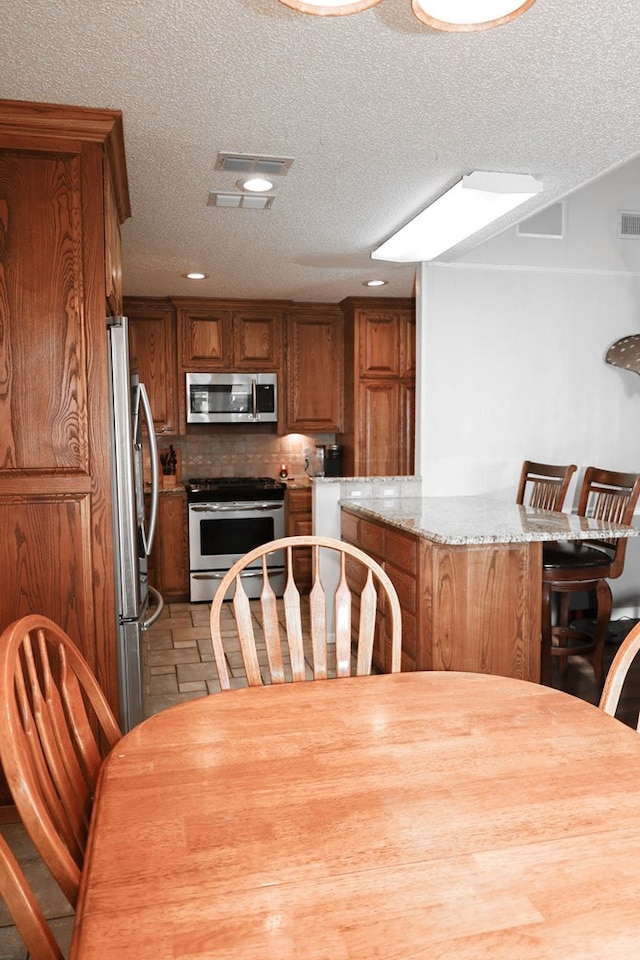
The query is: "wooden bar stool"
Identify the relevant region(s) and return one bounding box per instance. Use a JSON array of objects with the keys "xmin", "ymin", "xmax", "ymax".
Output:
[{"xmin": 540, "ymin": 467, "xmax": 640, "ymax": 686}]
